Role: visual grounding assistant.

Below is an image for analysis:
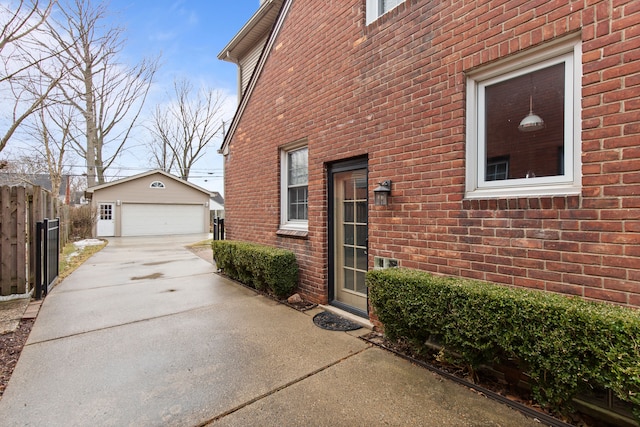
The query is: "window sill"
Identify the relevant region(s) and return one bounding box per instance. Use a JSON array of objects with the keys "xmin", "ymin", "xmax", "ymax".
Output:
[
  {"xmin": 277, "ymin": 228, "xmax": 309, "ymax": 239},
  {"xmin": 465, "ymin": 182, "xmax": 582, "ymax": 200},
  {"xmin": 366, "ymin": 0, "xmax": 407, "ymax": 27}
]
